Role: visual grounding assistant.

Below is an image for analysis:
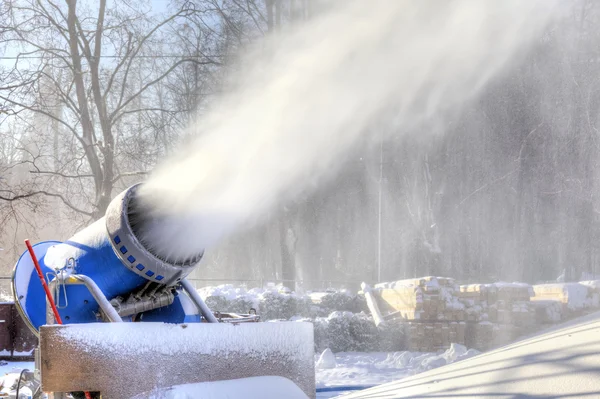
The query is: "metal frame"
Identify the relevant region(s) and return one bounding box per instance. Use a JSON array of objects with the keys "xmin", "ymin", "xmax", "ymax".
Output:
[
  {"xmin": 180, "ymin": 279, "xmax": 219, "ymax": 323},
  {"xmin": 44, "ymin": 275, "xmax": 220, "ymax": 324},
  {"xmin": 47, "ymin": 274, "xmax": 123, "ymax": 324}
]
